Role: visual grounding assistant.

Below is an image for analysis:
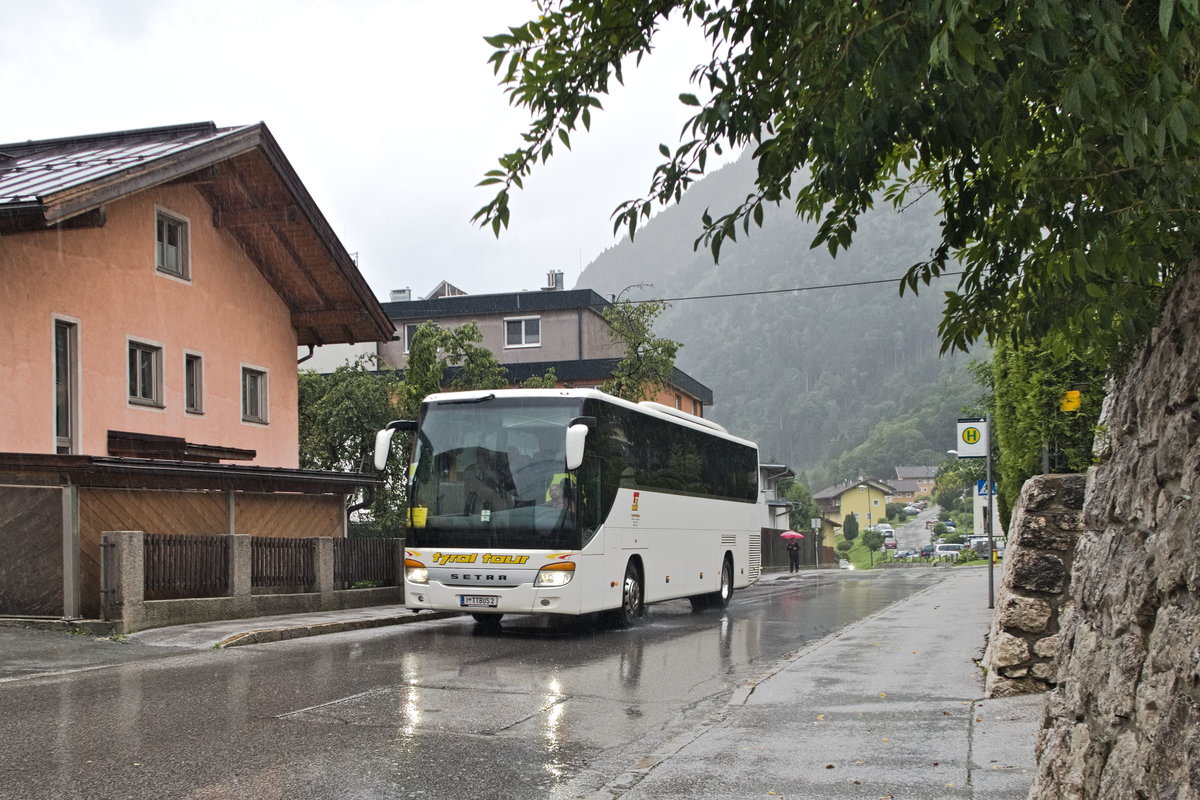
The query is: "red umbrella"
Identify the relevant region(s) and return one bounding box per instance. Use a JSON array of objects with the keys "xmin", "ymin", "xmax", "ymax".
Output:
[{"xmin": 780, "ymin": 531, "xmax": 805, "ymax": 539}]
